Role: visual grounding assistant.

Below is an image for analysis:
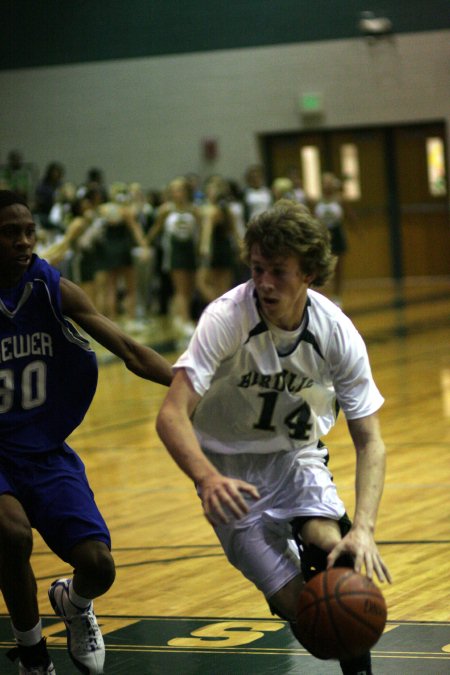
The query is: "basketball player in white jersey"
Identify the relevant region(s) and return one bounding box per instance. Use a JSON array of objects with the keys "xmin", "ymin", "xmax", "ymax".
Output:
[{"xmin": 156, "ymin": 199, "xmax": 391, "ymax": 675}]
